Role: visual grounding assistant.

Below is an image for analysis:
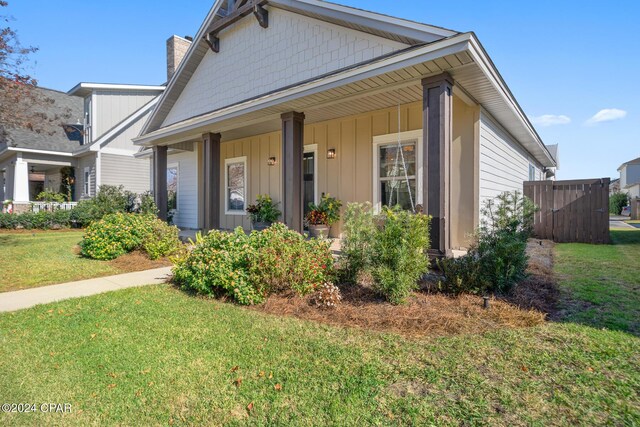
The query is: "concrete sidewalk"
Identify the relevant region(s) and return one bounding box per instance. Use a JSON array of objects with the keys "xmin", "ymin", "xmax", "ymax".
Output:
[{"xmin": 0, "ymin": 267, "xmax": 172, "ymax": 313}]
